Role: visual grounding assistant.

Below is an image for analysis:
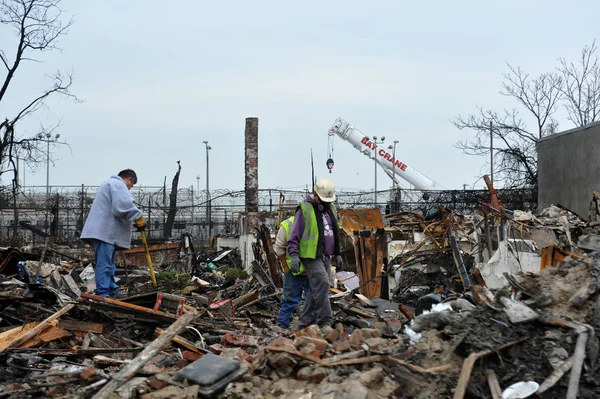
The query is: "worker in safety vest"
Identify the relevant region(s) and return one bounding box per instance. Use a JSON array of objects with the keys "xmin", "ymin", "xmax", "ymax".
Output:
[
  {"xmin": 274, "ymin": 215, "xmax": 310, "ymax": 328},
  {"xmin": 287, "ymin": 179, "xmax": 343, "ymax": 328}
]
